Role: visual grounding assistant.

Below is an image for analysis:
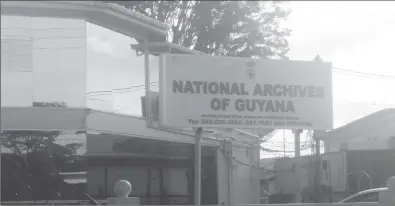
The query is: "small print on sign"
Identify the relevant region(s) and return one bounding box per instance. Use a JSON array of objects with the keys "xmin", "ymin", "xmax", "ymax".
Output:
[{"xmin": 159, "ymin": 54, "xmax": 333, "ymax": 130}]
